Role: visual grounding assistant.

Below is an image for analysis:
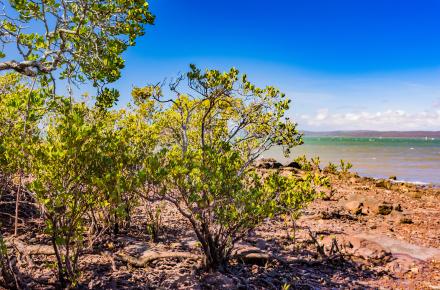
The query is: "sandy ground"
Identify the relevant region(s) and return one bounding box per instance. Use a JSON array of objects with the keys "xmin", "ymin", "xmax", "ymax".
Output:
[{"xmin": 1, "ymin": 169, "xmax": 440, "ymax": 289}]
